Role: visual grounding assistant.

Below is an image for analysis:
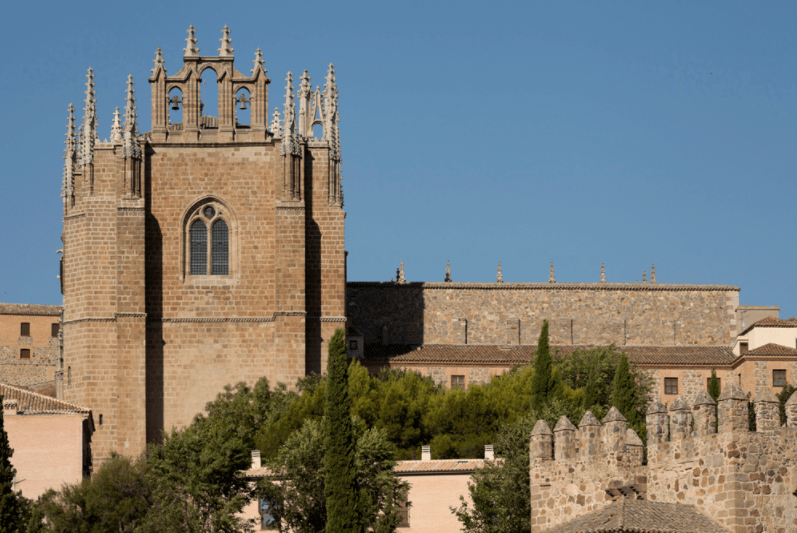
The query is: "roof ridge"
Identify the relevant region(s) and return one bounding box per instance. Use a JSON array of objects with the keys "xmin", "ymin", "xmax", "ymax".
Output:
[{"xmin": 0, "ymin": 381, "xmax": 91, "ymax": 413}]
